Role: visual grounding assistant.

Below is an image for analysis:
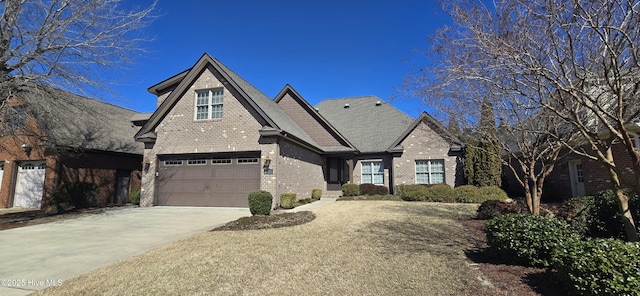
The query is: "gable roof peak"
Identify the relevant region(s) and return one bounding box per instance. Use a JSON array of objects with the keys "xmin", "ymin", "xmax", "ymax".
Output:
[{"xmin": 136, "ymin": 53, "xmax": 320, "ymax": 150}]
